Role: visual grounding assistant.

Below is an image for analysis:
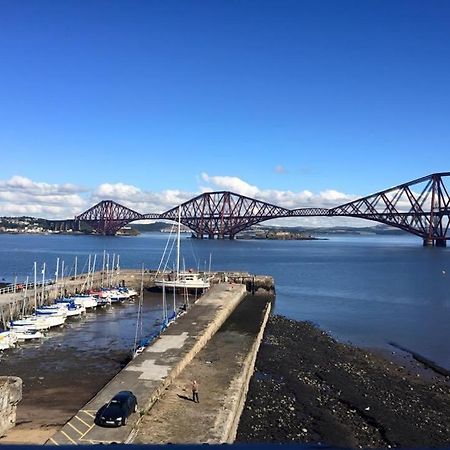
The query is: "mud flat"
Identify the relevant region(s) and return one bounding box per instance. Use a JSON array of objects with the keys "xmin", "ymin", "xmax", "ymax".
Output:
[{"xmin": 236, "ymin": 315, "xmax": 450, "ymax": 448}]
